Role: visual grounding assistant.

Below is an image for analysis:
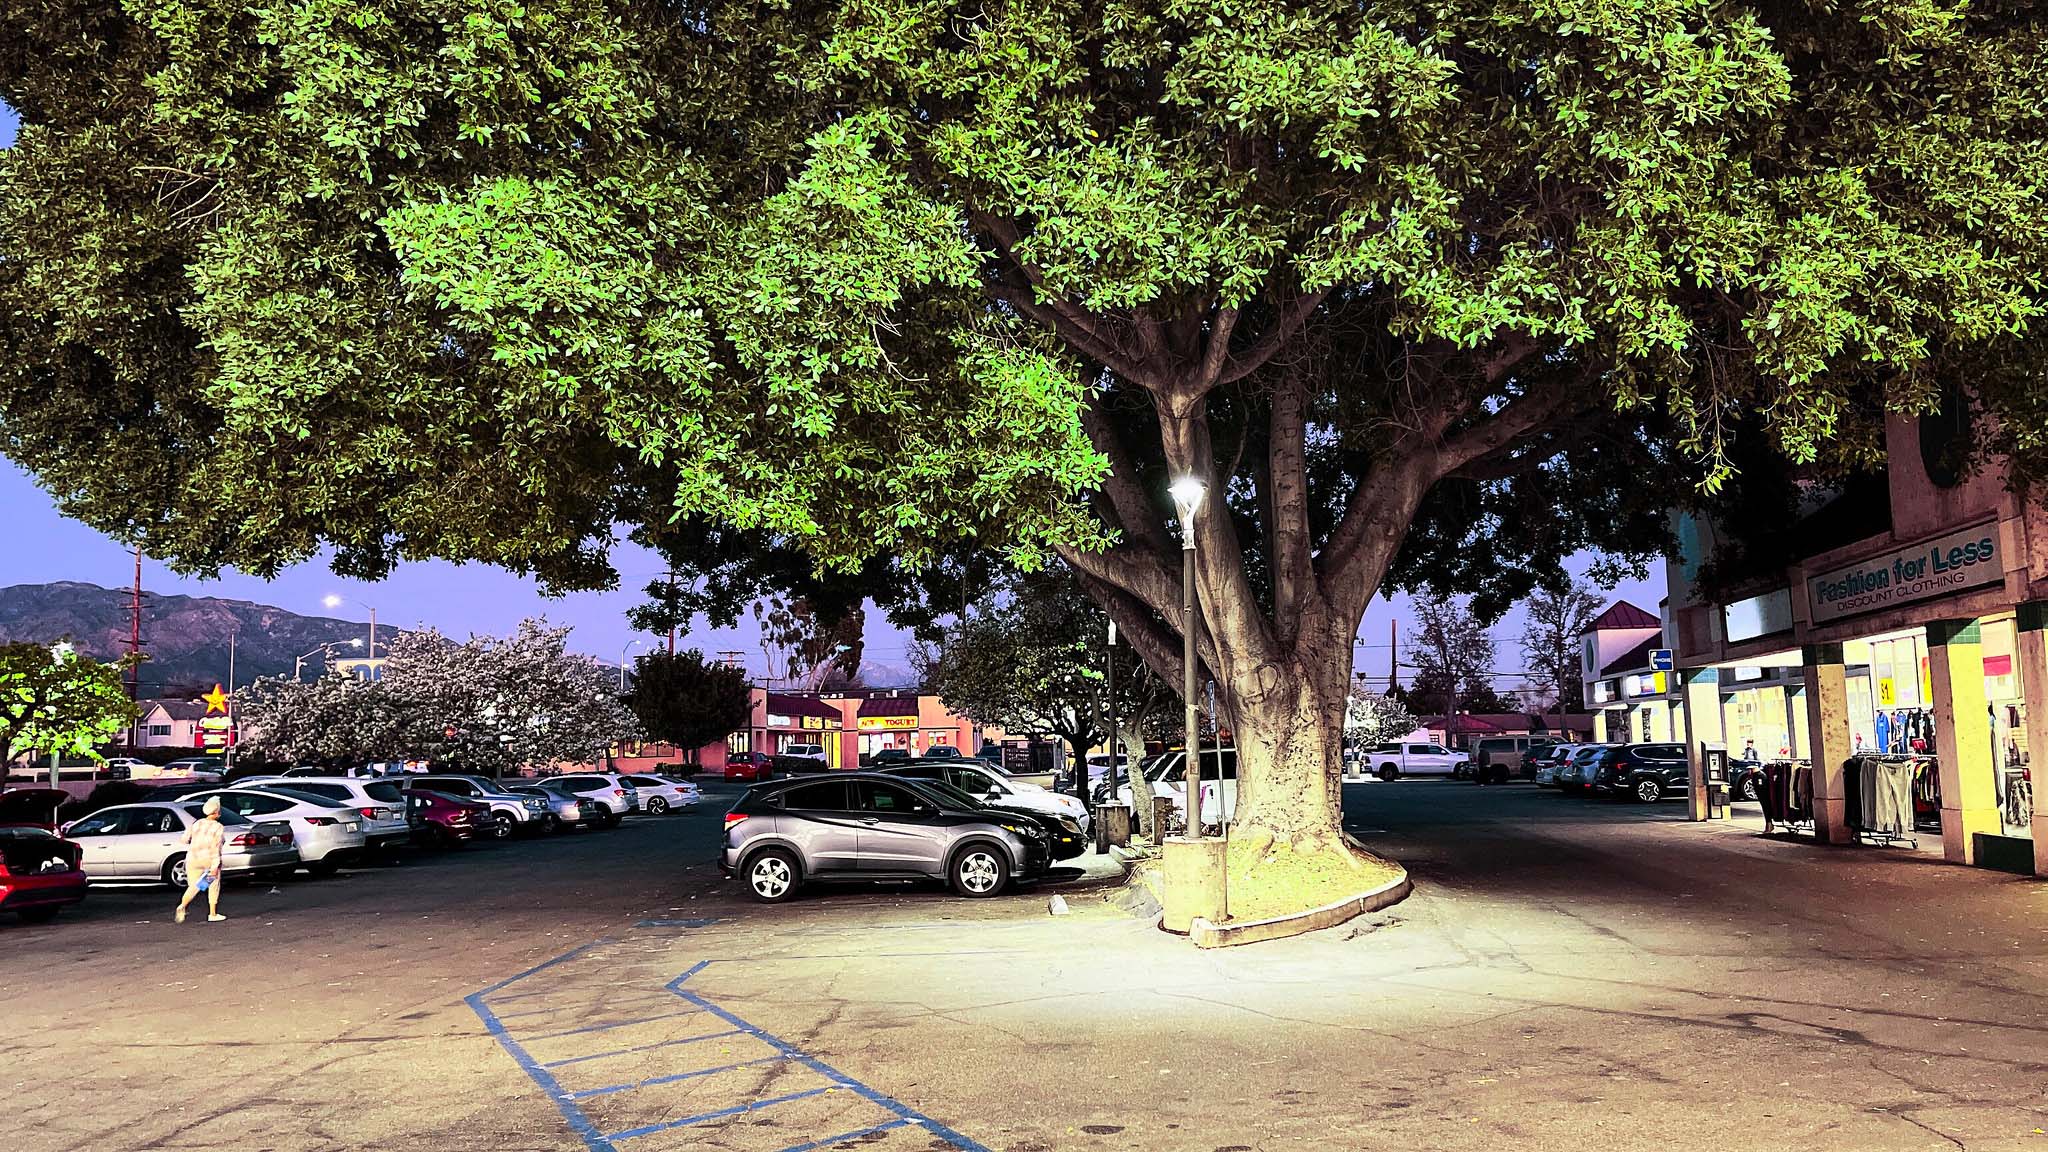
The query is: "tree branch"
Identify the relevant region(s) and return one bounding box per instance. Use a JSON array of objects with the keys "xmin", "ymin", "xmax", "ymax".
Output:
[
  {"xmin": 1078, "ymin": 397, "xmax": 1174, "ymax": 557},
  {"xmin": 1216, "ymin": 288, "xmax": 1327, "ymax": 387},
  {"xmin": 1267, "ymin": 362, "xmax": 1315, "ymax": 644}
]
